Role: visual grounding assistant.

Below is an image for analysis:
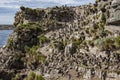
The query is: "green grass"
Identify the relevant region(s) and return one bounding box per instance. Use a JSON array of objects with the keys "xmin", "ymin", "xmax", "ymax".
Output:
[
  {"xmin": 94, "ymin": 36, "xmax": 120, "ymax": 50},
  {"xmin": 17, "ymin": 23, "xmax": 43, "ymax": 32},
  {"xmin": 38, "ymin": 35, "xmax": 50, "ymax": 44},
  {"xmin": 25, "ymin": 45, "xmax": 46, "ymax": 64},
  {"xmin": 25, "ymin": 72, "xmax": 45, "ymax": 80}
]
